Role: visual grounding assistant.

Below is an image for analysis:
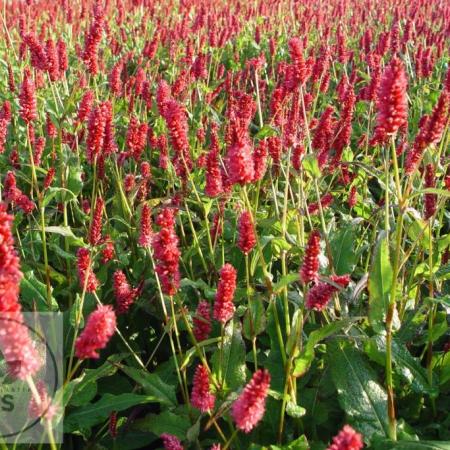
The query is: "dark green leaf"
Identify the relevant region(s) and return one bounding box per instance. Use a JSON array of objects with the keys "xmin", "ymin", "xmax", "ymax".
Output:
[
  {"xmin": 133, "ymin": 411, "xmax": 190, "ymax": 439},
  {"xmin": 65, "ymin": 394, "xmax": 157, "ymax": 432},
  {"xmin": 329, "ymin": 341, "xmax": 389, "ymax": 439},
  {"xmin": 120, "ymin": 365, "xmax": 177, "ymax": 407},
  {"xmin": 368, "ymin": 232, "xmax": 393, "ymax": 332},
  {"xmin": 211, "ymin": 323, "xmax": 247, "ymax": 392},
  {"xmin": 371, "ymin": 336, "xmax": 437, "ymax": 397},
  {"xmin": 373, "ymin": 440, "xmax": 450, "ymax": 450},
  {"xmin": 65, "ymin": 355, "xmax": 123, "ymax": 407},
  {"xmin": 293, "ymin": 320, "xmax": 352, "ymax": 377},
  {"xmin": 272, "ymin": 272, "xmax": 299, "ymax": 293},
  {"xmin": 330, "ymin": 224, "xmax": 358, "ymax": 275}
]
